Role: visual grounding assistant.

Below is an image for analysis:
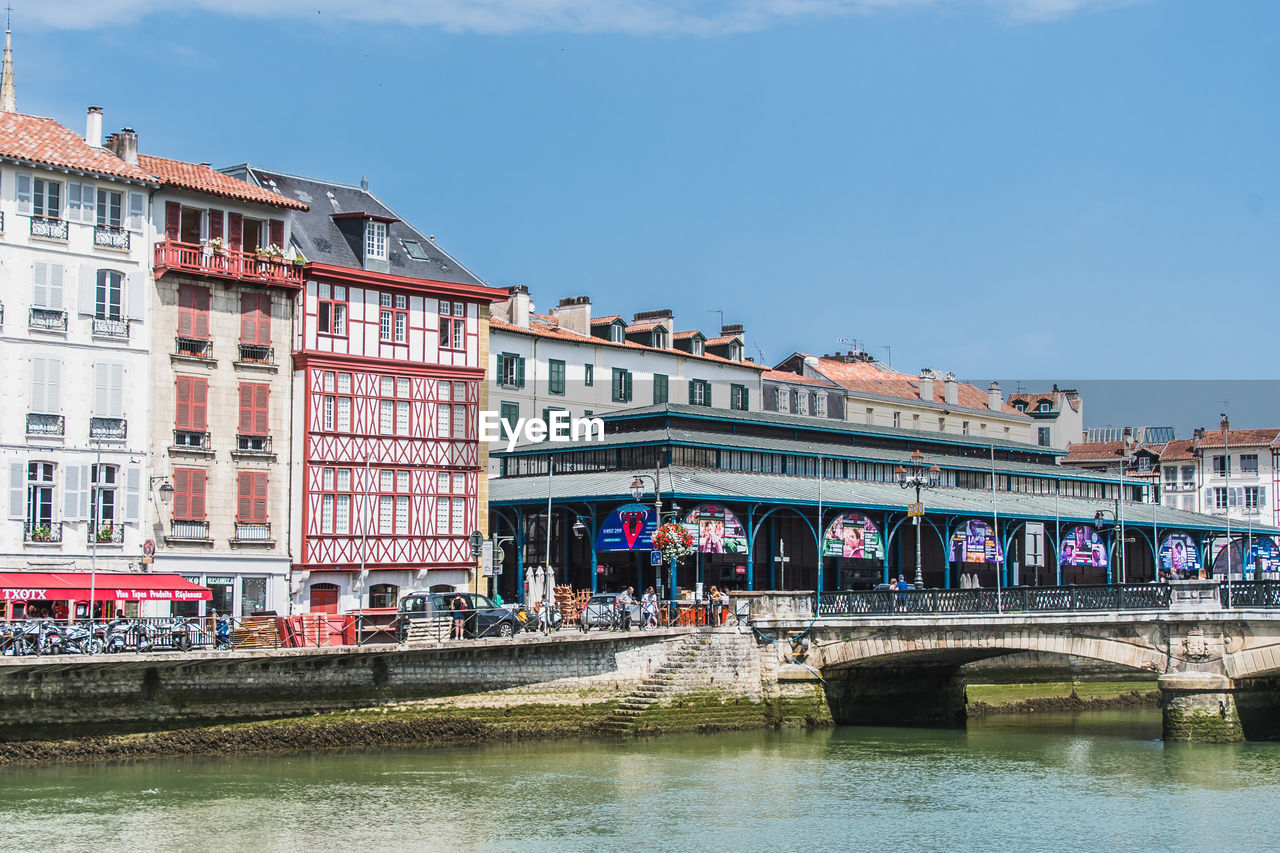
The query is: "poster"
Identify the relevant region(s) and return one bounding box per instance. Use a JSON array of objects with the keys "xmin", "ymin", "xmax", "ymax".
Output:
[
  {"xmin": 950, "ymin": 520, "xmax": 1004, "ymax": 564},
  {"xmin": 1059, "ymin": 524, "xmax": 1109, "ymax": 568},
  {"xmin": 822, "ymin": 513, "xmax": 883, "ymax": 560},
  {"xmin": 1160, "ymin": 533, "xmax": 1201, "ymax": 577},
  {"xmin": 683, "ymin": 505, "xmax": 748, "ymax": 555},
  {"xmin": 595, "ymin": 503, "xmax": 657, "ymax": 551},
  {"xmin": 1210, "ymin": 535, "xmax": 1280, "ymax": 579}
]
